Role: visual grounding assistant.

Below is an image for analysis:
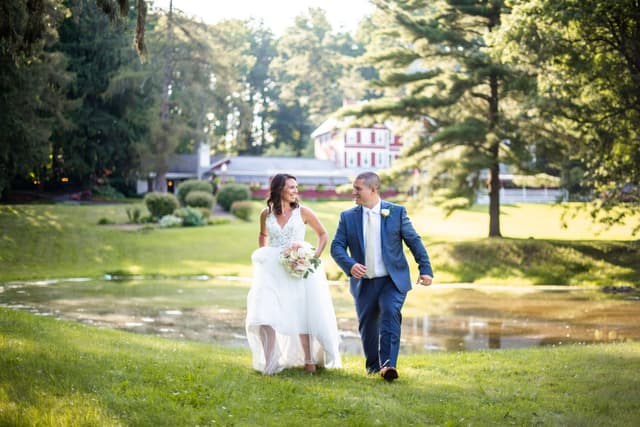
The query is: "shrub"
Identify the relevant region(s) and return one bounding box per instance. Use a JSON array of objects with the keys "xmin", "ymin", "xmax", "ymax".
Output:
[
  {"xmin": 144, "ymin": 192, "xmax": 179, "ymax": 220},
  {"xmin": 126, "ymin": 206, "xmax": 142, "ymax": 224},
  {"xmin": 92, "ymin": 184, "xmax": 125, "ymax": 200},
  {"xmin": 208, "ymin": 217, "xmax": 231, "ymax": 225},
  {"xmin": 230, "ymin": 200, "xmax": 254, "ymax": 221},
  {"xmin": 195, "ymin": 207, "xmax": 211, "ymax": 220},
  {"xmin": 176, "ymin": 179, "xmax": 213, "ymax": 205},
  {"xmin": 159, "ymin": 215, "xmax": 183, "ymax": 228},
  {"xmin": 217, "ymin": 184, "xmax": 251, "ymax": 211},
  {"xmin": 185, "ymin": 190, "xmax": 215, "ymax": 209},
  {"xmin": 174, "ymin": 206, "xmax": 205, "ymax": 227},
  {"xmin": 335, "ymin": 183, "xmax": 353, "ymax": 195},
  {"xmin": 97, "ymin": 217, "xmax": 115, "ymax": 225}
]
